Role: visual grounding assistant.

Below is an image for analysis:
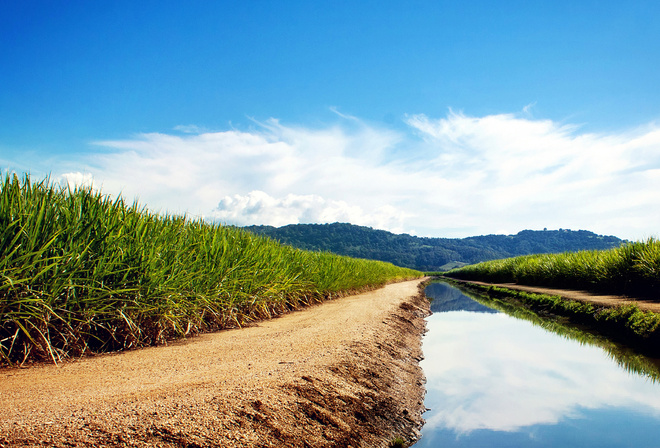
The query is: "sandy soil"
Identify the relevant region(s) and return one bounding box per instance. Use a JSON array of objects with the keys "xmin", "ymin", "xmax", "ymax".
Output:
[
  {"xmin": 451, "ymin": 279, "xmax": 660, "ymax": 312},
  {"xmin": 0, "ymin": 279, "xmax": 430, "ymax": 448}
]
